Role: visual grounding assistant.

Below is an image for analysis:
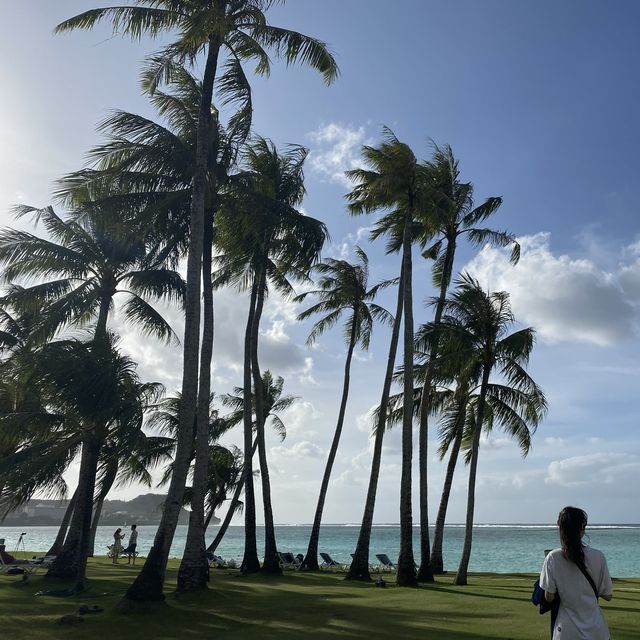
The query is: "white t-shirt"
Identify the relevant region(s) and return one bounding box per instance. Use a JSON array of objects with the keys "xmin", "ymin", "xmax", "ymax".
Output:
[
  {"xmin": 539, "ymin": 546, "xmax": 613, "ymax": 640},
  {"xmin": 128, "ymin": 530, "xmax": 138, "ymax": 546}
]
